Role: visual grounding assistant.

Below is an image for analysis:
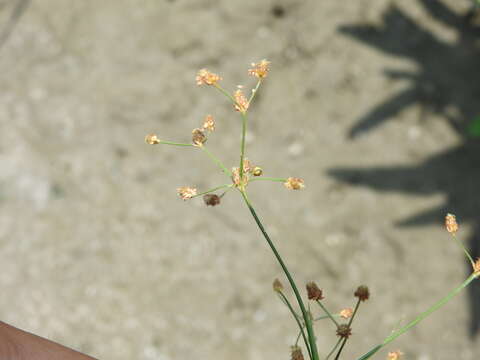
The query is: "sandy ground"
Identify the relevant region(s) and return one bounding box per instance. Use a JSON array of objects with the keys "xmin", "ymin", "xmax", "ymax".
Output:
[{"xmin": 0, "ymin": 0, "xmax": 479, "ymax": 359}]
